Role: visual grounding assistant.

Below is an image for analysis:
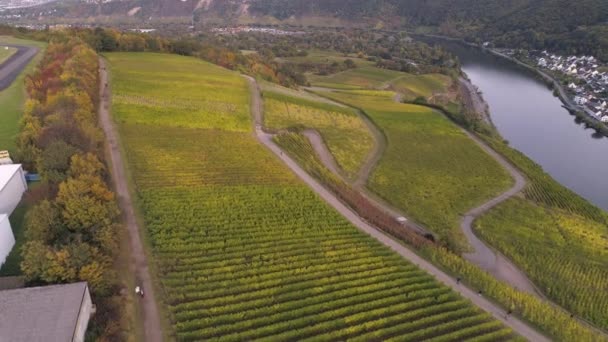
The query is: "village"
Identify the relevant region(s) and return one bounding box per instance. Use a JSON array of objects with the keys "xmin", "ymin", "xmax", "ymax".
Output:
[
  {"xmin": 535, "ymin": 51, "xmax": 608, "ymax": 122},
  {"xmin": 211, "ymin": 26, "xmax": 305, "ymax": 36}
]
